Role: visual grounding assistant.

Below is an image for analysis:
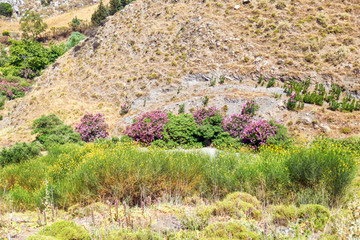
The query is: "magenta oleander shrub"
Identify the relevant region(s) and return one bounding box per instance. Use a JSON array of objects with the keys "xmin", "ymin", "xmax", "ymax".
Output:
[
  {"xmin": 222, "ymin": 101, "xmax": 278, "ymax": 148},
  {"xmin": 75, "ymin": 113, "xmax": 109, "ymax": 142},
  {"xmin": 125, "ymin": 110, "xmax": 169, "ymax": 145},
  {"xmin": 193, "ymin": 107, "xmax": 221, "ymax": 125},
  {"xmin": 222, "ymin": 113, "xmax": 252, "ymax": 139},
  {"xmin": 242, "ymin": 120, "xmax": 277, "ymax": 147}
]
